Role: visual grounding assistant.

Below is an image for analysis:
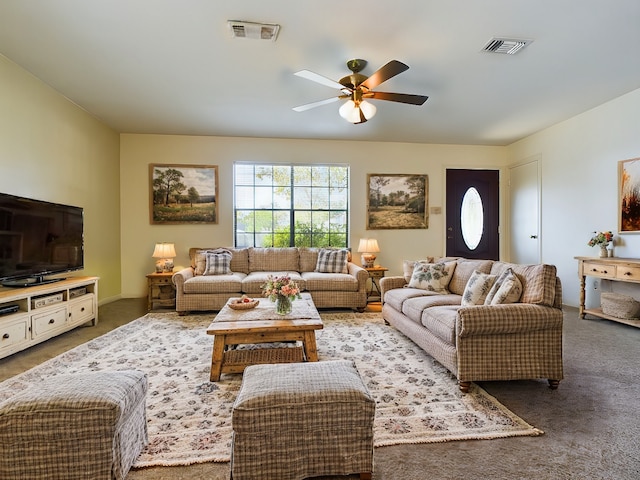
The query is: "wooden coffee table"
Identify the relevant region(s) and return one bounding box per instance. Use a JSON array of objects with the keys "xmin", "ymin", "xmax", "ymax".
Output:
[{"xmin": 206, "ymin": 293, "xmax": 323, "ymax": 381}]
